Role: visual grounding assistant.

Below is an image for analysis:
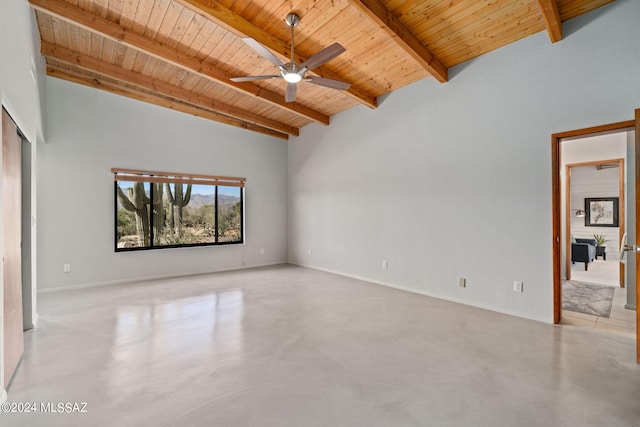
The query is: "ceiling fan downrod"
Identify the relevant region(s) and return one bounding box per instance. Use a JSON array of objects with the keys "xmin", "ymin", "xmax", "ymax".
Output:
[{"xmin": 285, "ymin": 13, "xmax": 300, "ymax": 70}]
